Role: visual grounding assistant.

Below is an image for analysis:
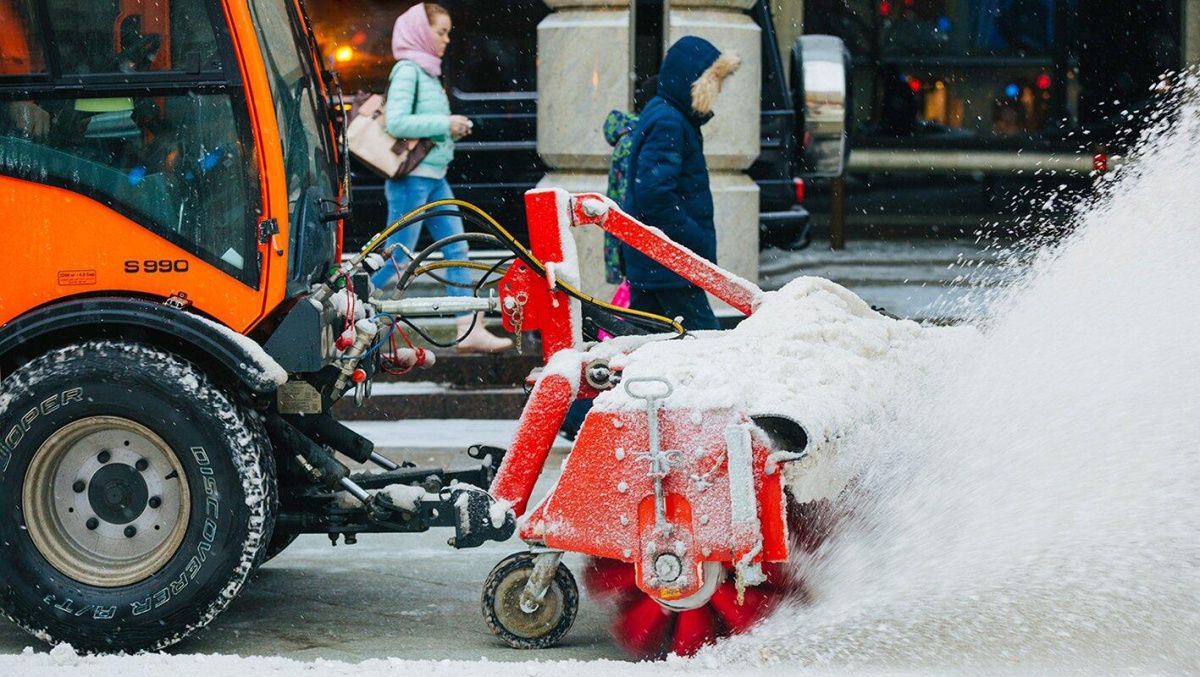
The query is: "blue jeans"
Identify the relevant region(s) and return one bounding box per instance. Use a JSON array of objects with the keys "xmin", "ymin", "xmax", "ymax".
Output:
[{"xmin": 373, "ymin": 176, "xmax": 472, "ymax": 300}]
